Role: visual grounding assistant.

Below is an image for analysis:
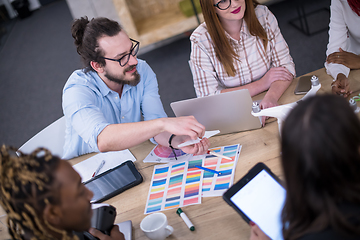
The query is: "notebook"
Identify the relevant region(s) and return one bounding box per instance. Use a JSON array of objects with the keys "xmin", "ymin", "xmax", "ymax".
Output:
[{"xmin": 170, "ymin": 89, "xmax": 262, "ymax": 135}]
